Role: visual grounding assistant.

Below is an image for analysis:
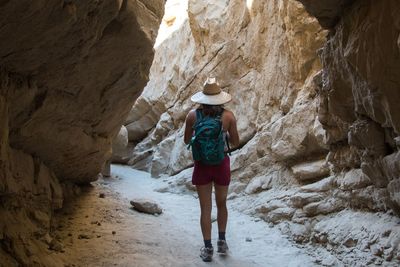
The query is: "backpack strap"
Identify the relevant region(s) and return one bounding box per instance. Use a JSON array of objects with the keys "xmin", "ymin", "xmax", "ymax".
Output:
[
  {"xmin": 187, "ymin": 109, "xmax": 203, "ymax": 150},
  {"xmin": 218, "ymin": 109, "xmax": 231, "ymax": 155},
  {"xmin": 225, "ymin": 134, "xmax": 231, "ymax": 156},
  {"xmin": 195, "ymin": 109, "xmax": 203, "ymax": 122}
]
